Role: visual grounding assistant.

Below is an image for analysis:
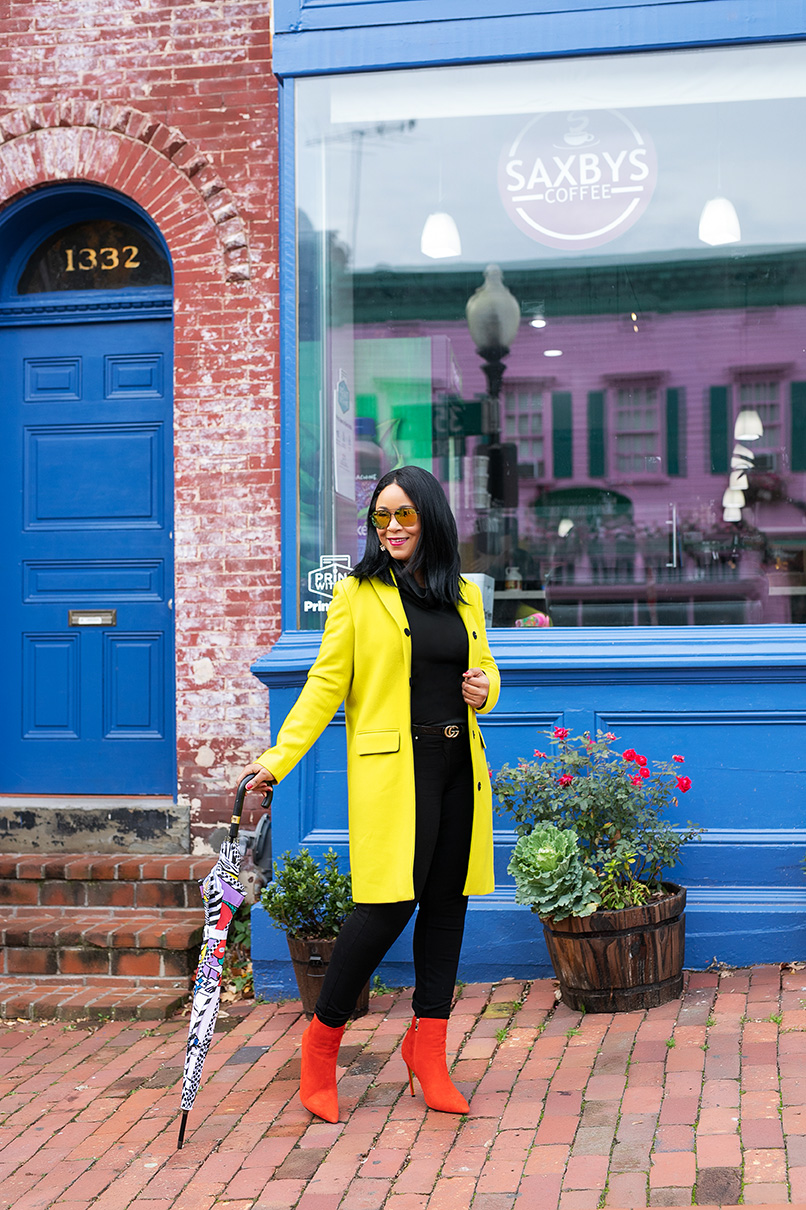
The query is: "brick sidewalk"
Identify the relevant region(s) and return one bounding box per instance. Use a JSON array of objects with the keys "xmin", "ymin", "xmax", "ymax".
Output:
[{"xmin": 0, "ymin": 964, "xmax": 804, "ymax": 1209}]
